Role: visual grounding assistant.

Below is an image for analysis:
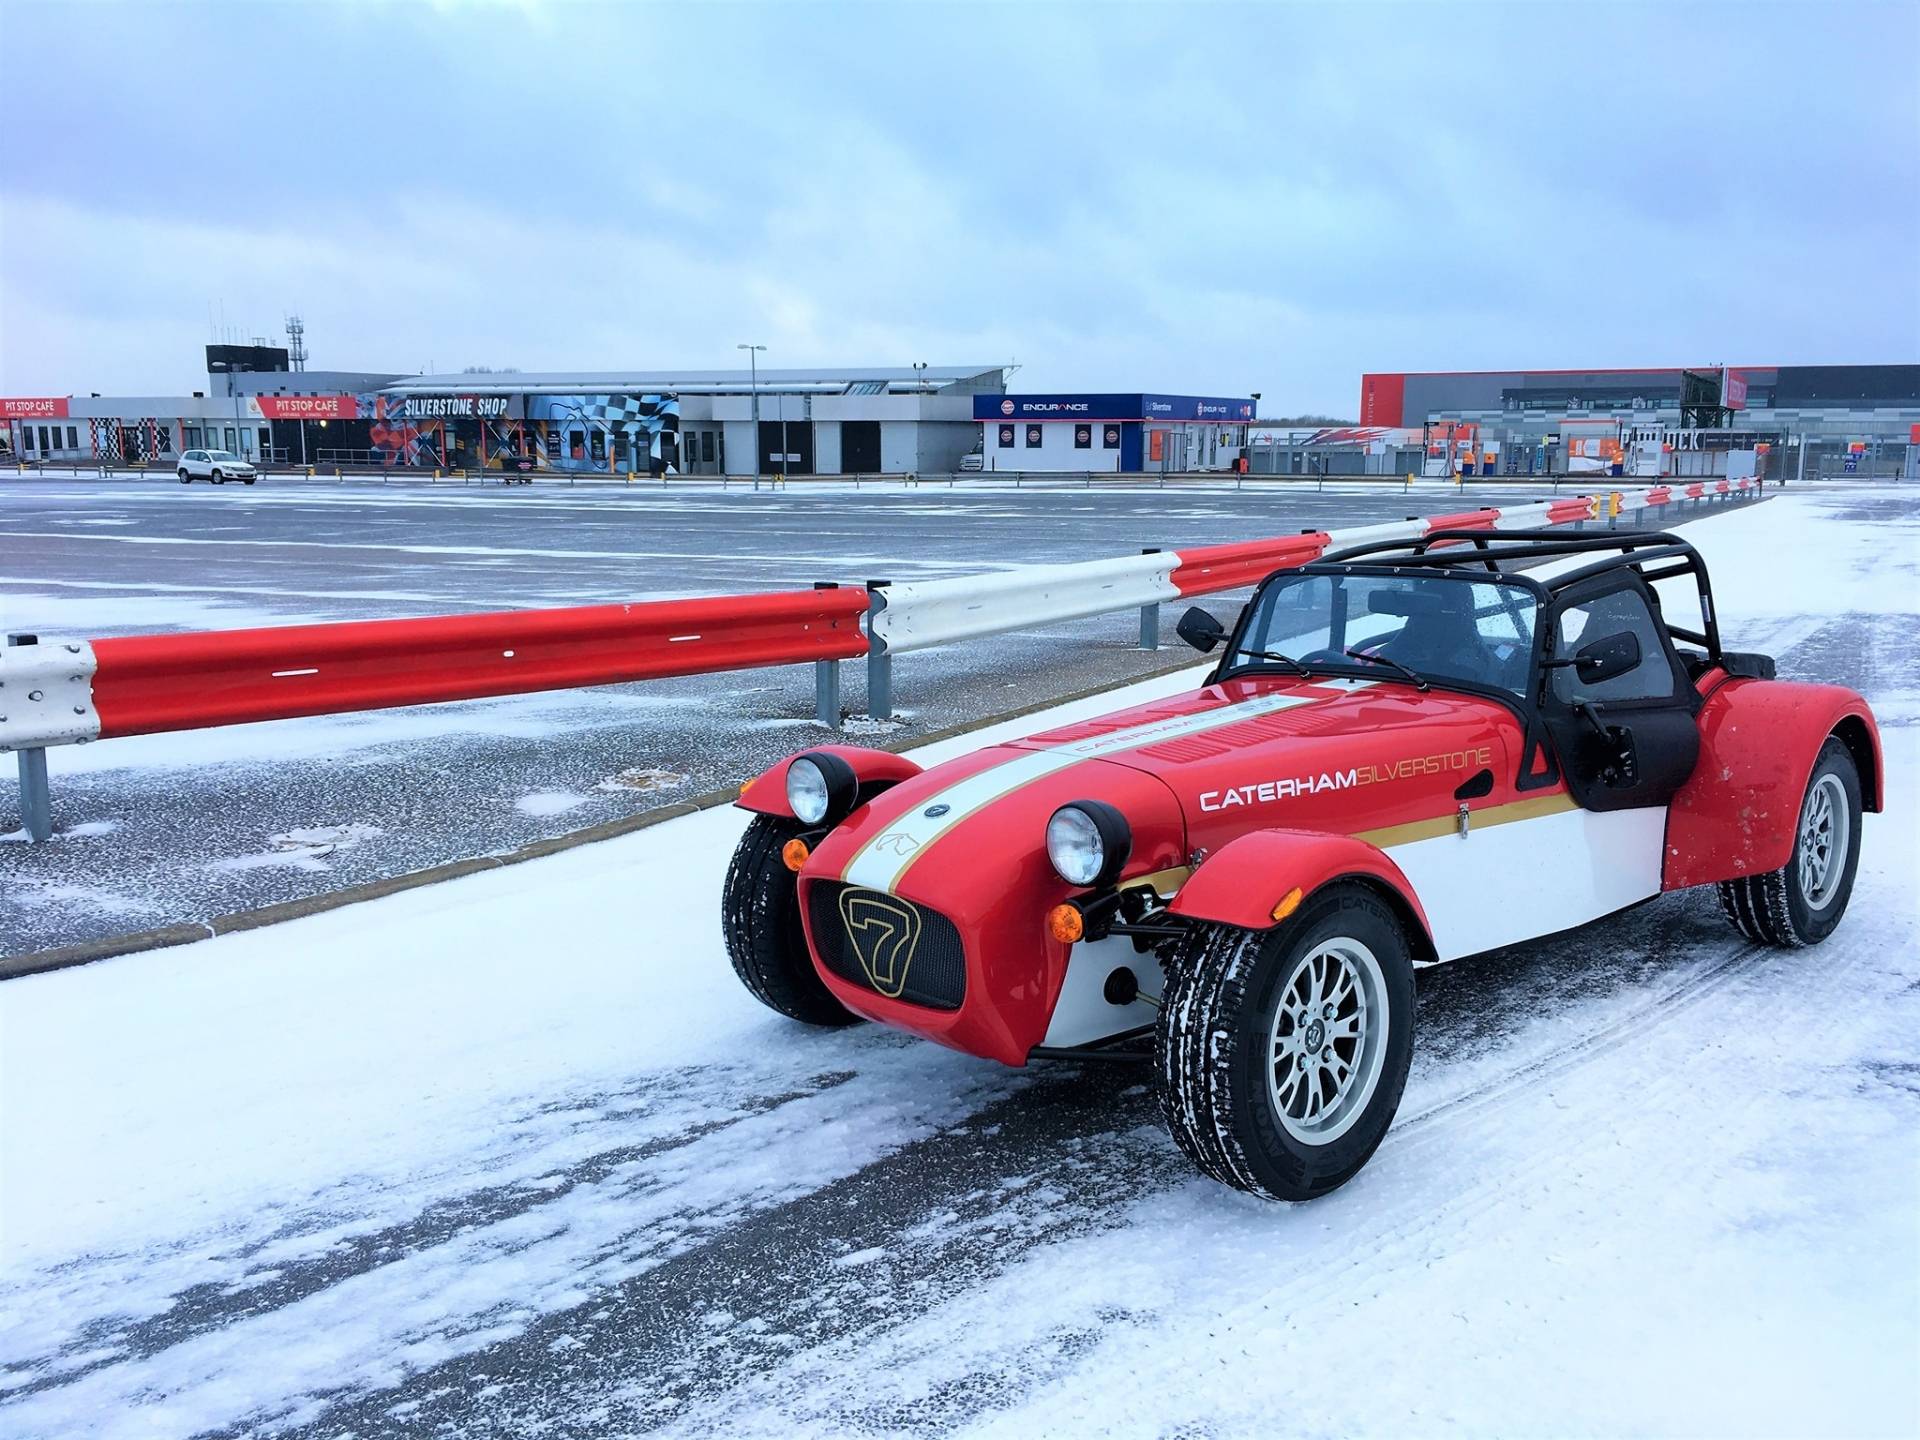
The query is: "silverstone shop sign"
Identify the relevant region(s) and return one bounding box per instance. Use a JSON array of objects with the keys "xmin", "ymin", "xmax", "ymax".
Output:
[{"xmin": 400, "ymin": 395, "xmax": 510, "ymax": 419}]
